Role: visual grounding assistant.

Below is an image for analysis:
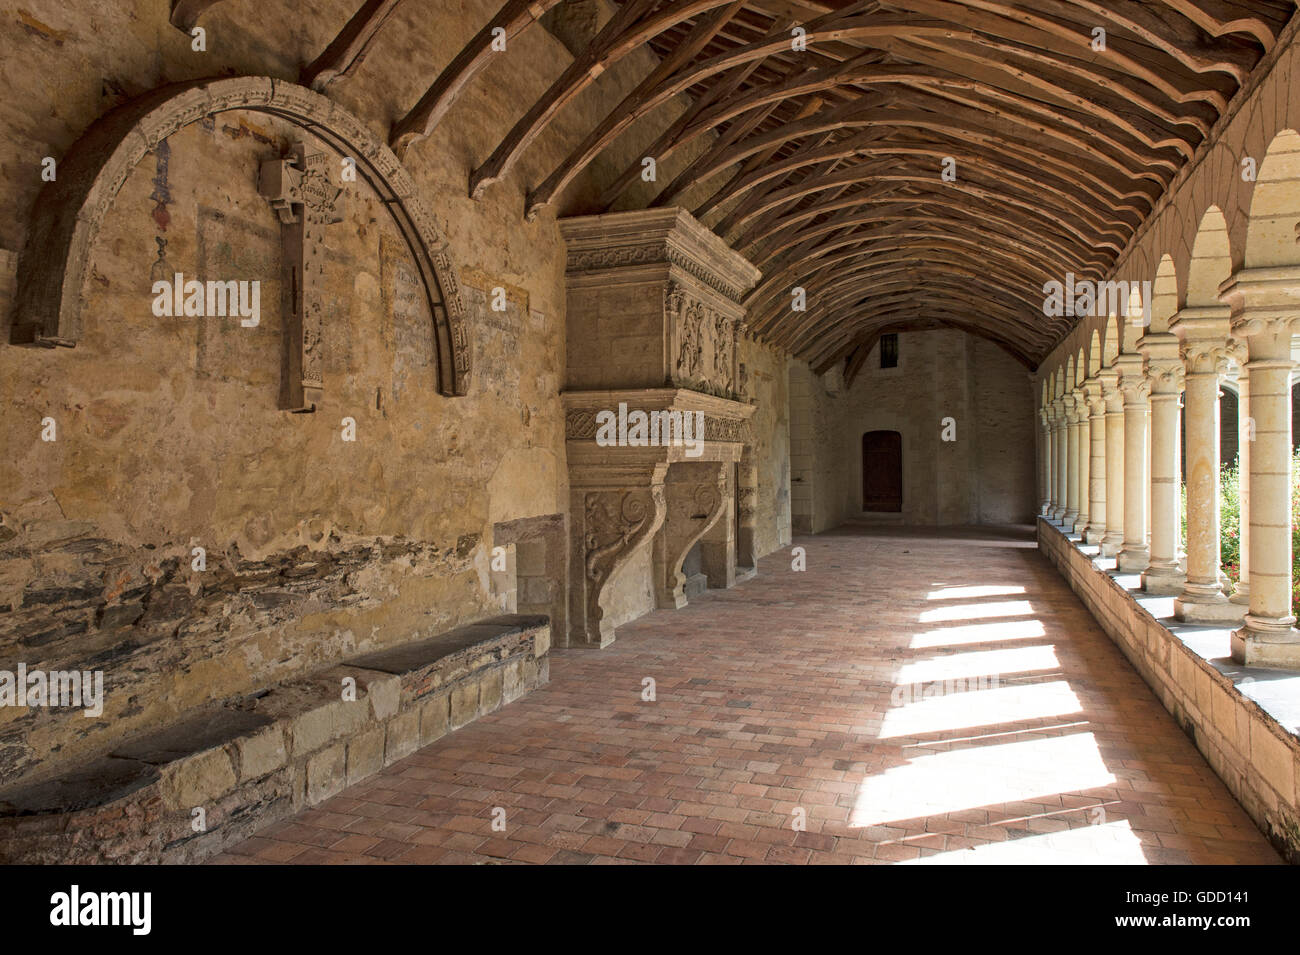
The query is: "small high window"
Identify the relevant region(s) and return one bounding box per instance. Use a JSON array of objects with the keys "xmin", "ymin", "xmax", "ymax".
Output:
[{"xmin": 880, "ymin": 333, "xmax": 899, "ymax": 369}]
